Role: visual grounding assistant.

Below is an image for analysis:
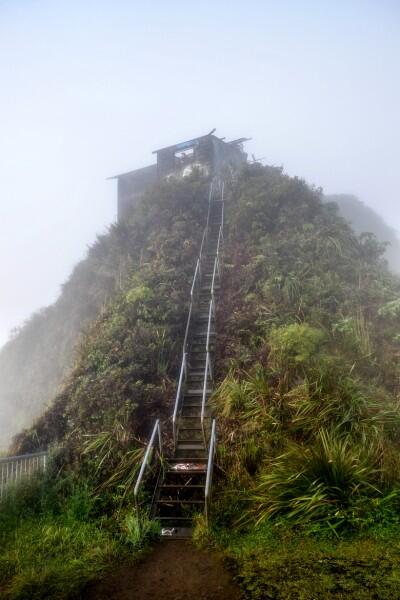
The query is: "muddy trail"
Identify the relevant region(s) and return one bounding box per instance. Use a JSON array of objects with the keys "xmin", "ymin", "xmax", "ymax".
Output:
[{"xmin": 86, "ymin": 540, "xmax": 242, "ymax": 600}]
